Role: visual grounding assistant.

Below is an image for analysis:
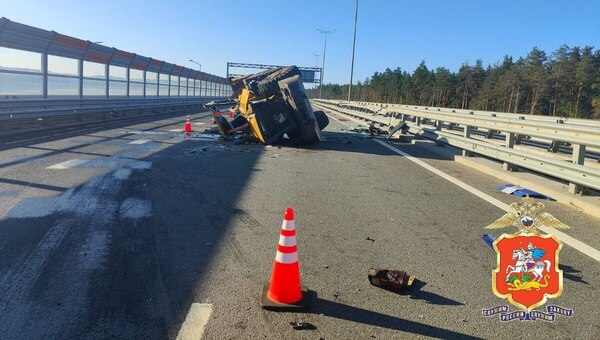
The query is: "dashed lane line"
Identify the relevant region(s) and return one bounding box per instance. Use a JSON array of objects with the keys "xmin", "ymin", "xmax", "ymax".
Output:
[
  {"xmin": 46, "ymin": 159, "xmax": 88, "ymax": 169},
  {"xmin": 176, "ymin": 303, "xmax": 213, "ymax": 340},
  {"xmin": 128, "ymin": 139, "xmax": 151, "ymax": 145}
]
